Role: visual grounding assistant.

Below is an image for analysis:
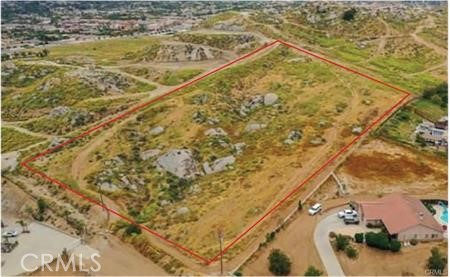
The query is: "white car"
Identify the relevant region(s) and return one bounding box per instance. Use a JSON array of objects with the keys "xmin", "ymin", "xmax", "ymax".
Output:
[
  {"xmin": 2, "ymin": 230, "xmax": 18, "ymax": 237},
  {"xmin": 308, "ymin": 203, "xmax": 322, "ymax": 216},
  {"xmin": 338, "ymin": 209, "xmax": 357, "ymax": 218}
]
